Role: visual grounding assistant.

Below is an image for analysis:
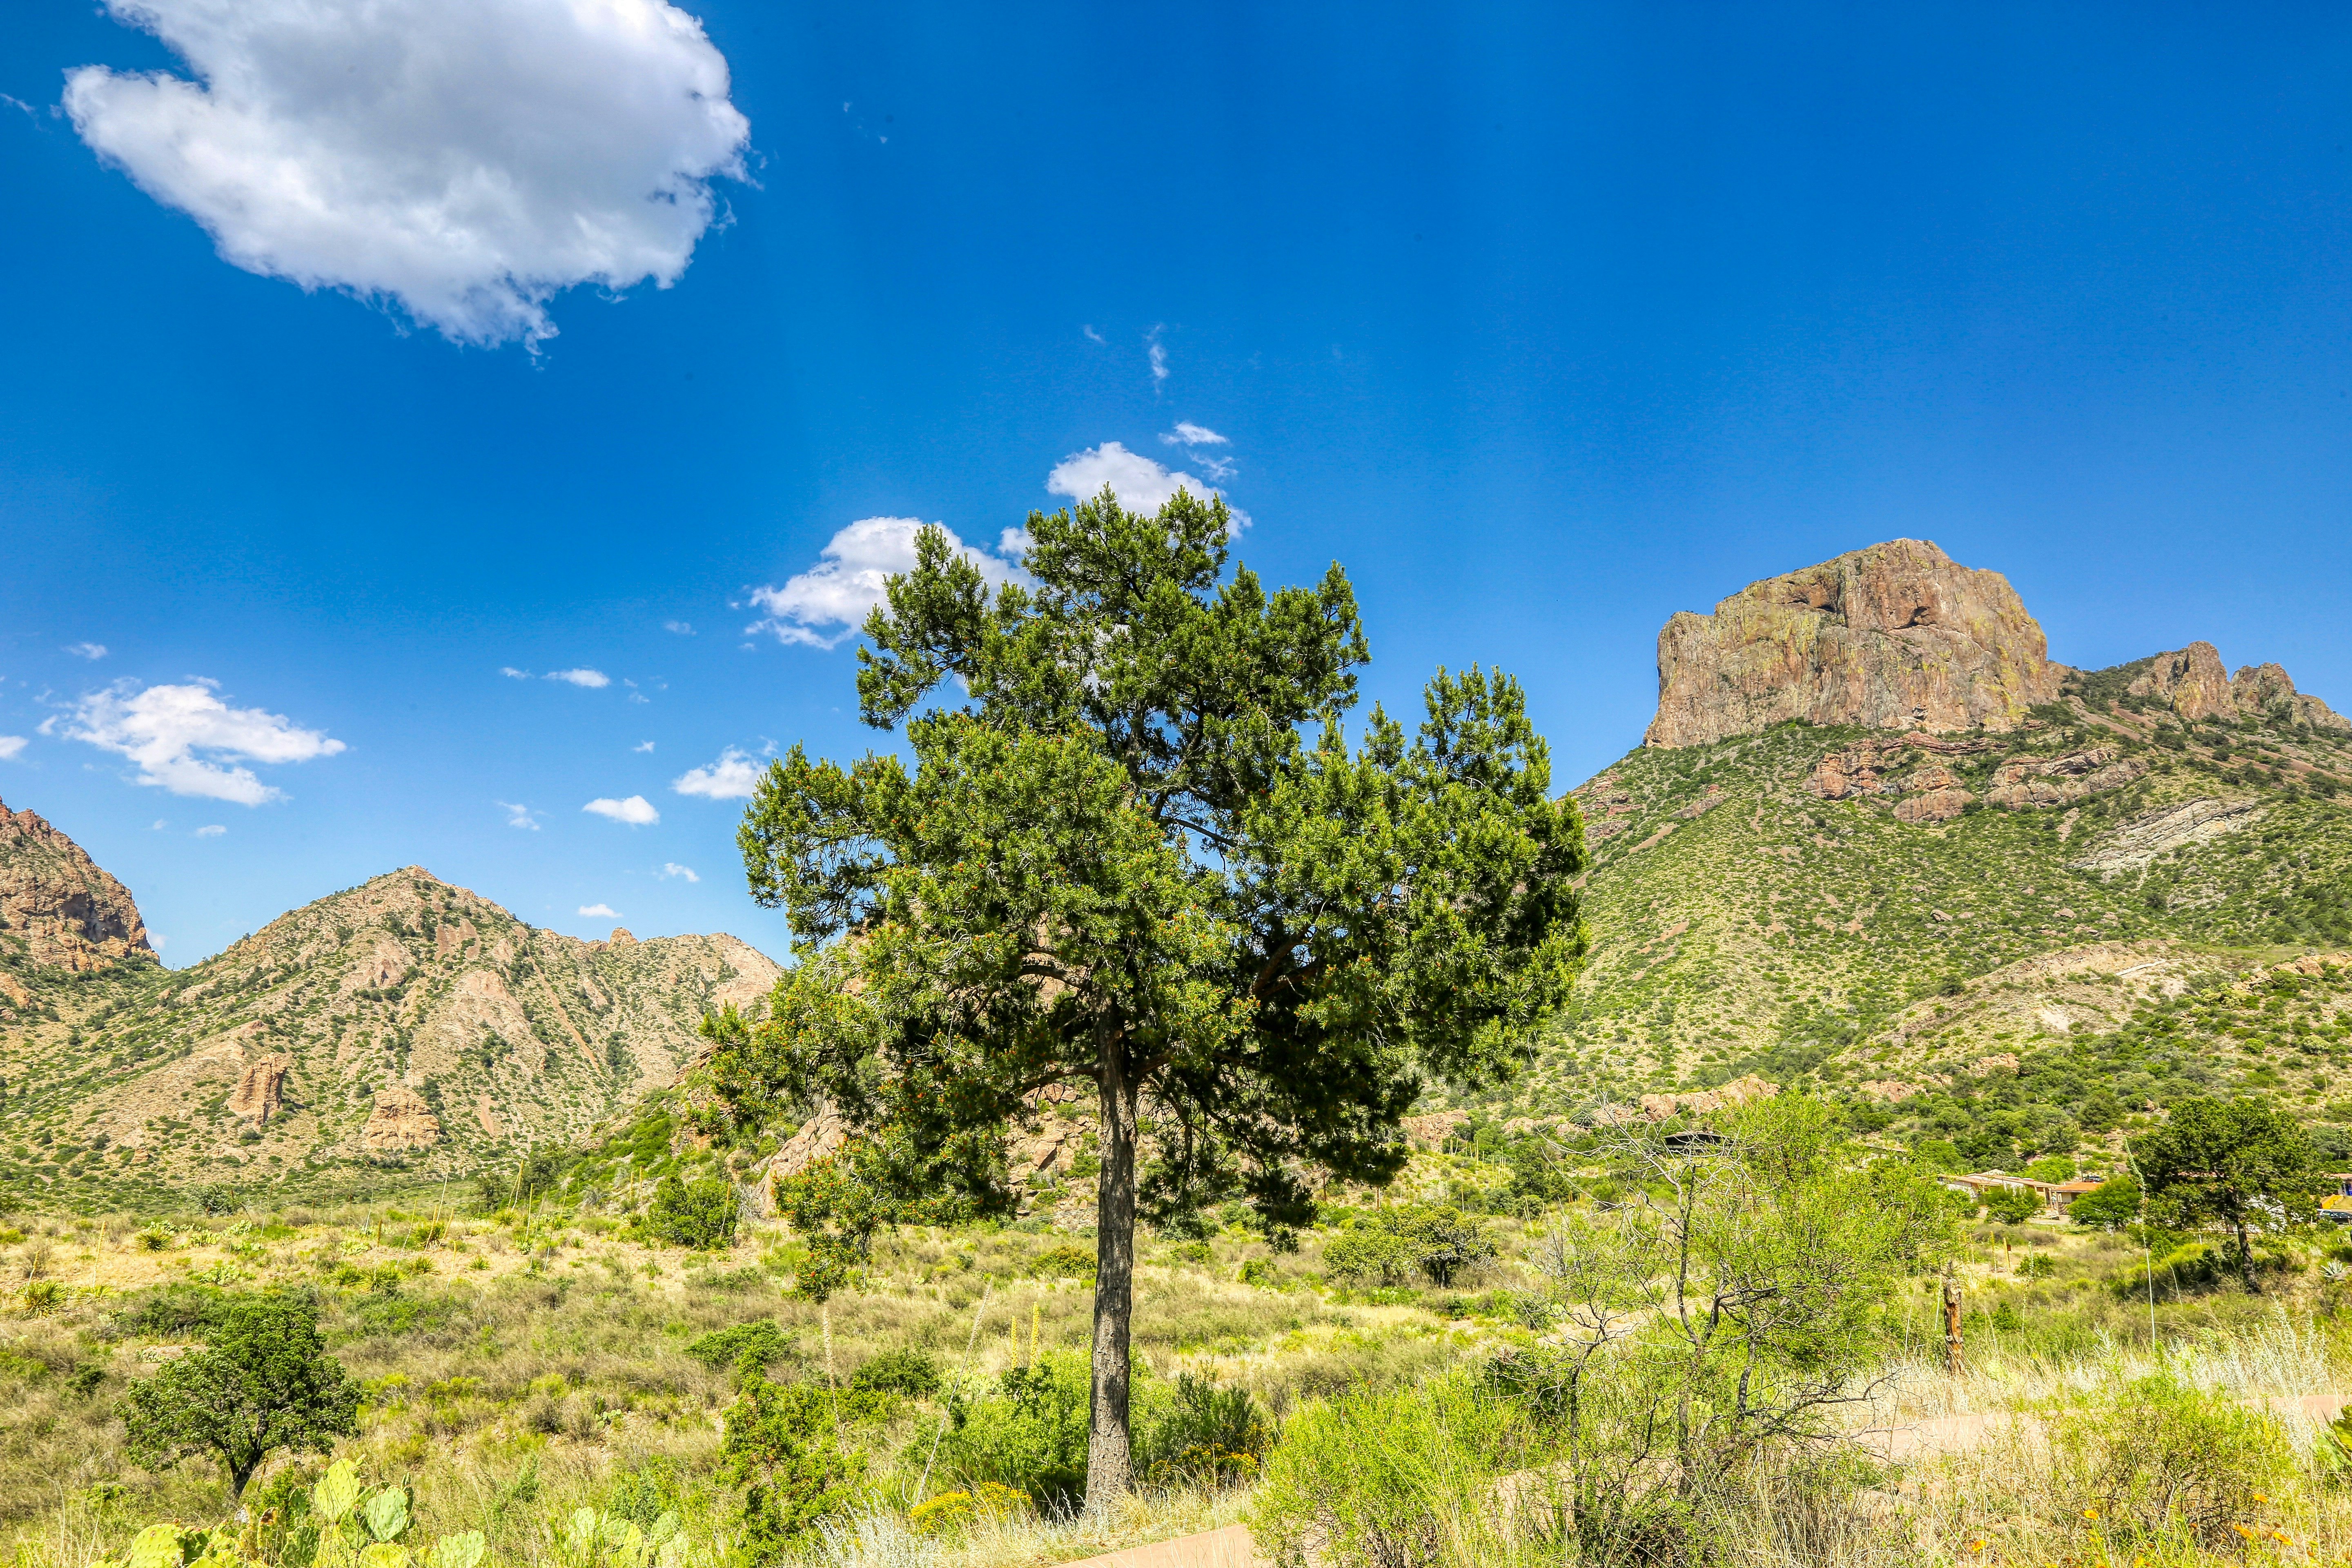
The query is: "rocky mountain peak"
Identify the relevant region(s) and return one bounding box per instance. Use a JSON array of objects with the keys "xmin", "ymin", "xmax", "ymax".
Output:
[
  {"xmin": 0, "ymin": 796, "xmax": 154, "ymax": 972},
  {"xmin": 2125, "ymin": 642, "xmax": 2350, "ymax": 733},
  {"xmin": 1645, "ymin": 540, "xmax": 2062, "ymax": 747}
]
